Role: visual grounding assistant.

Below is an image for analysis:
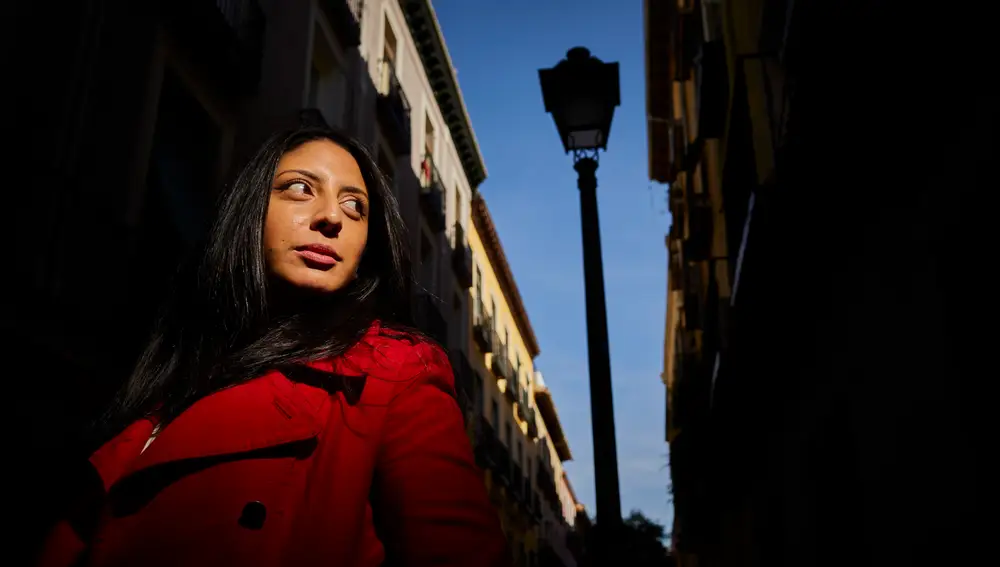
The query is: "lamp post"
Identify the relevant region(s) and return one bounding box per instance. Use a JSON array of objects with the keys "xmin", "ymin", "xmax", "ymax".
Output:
[{"xmin": 539, "ymin": 47, "xmax": 622, "ymax": 532}]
